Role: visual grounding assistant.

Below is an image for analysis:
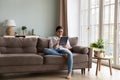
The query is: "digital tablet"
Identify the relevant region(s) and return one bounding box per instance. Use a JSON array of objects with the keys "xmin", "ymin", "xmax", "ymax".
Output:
[{"xmin": 59, "ymin": 36, "xmax": 68, "ymax": 45}]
